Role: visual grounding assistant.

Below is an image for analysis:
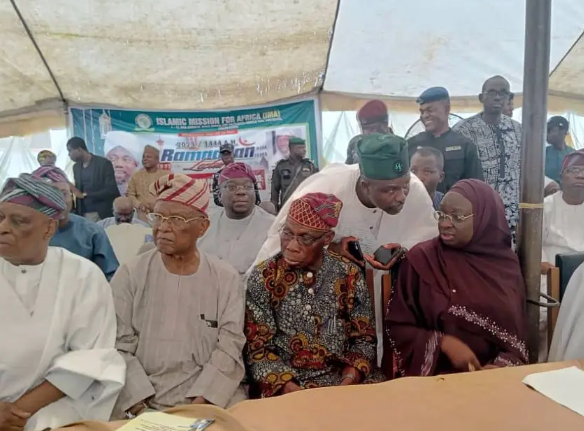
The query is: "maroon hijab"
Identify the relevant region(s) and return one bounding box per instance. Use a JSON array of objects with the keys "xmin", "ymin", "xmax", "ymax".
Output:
[{"xmin": 406, "ymin": 179, "xmax": 526, "ymax": 357}]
